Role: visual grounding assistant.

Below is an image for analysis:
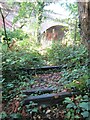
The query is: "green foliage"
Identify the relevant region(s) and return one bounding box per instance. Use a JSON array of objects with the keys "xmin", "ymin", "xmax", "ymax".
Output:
[
  {"xmin": 2, "ymin": 40, "xmax": 45, "ymax": 102},
  {"xmin": 26, "ymin": 101, "xmax": 38, "ymax": 114},
  {"xmin": 13, "ymin": 2, "xmax": 35, "ymax": 23},
  {"xmin": 63, "ymin": 95, "xmax": 90, "ymax": 119},
  {"xmin": 60, "ymin": 2, "xmax": 78, "ymax": 16},
  {"xmin": 1, "ymin": 1, "xmax": 89, "ymax": 119},
  {"xmin": 13, "ymin": 1, "xmax": 45, "ymax": 31},
  {"xmin": 2, "ymin": 39, "xmax": 89, "ymax": 119},
  {"xmin": 2, "ymin": 50, "xmax": 44, "ymax": 70},
  {"xmin": 2, "ymin": 39, "xmax": 45, "ymax": 71},
  {"xmin": 45, "ymin": 42, "xmax": 88, "ymax": 66},
  {"xmin": 13, "ymin": 1, "xmax": 45, "ymax": 23},
  {"xmin": 0, "ymin": 111, "xmax": 22, "ymax": 120},
  {"xmin": 45, "ymin": 42, "xmax": 70, "ymax": 65},
  {"xmin": 59, "ymin": 2, "xmax": 80, "ymax": 42},
  {"xmin": 65, "ymin": 75, "xmax": 88, "ymax": 91},
  {"xmin": 0, "ymin": 29, "xmax": 28, "ymax": 42},
  {"xmin": 9, "ymin": 113, "xmax": 22, "ymax": 120},
  {"xmin": 46, "ymin": 41, "xmax": 89, "ymax": 120},
  {"xmin": 0, "ymin": 111, "xmax": 8, "ymax": 119}
]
